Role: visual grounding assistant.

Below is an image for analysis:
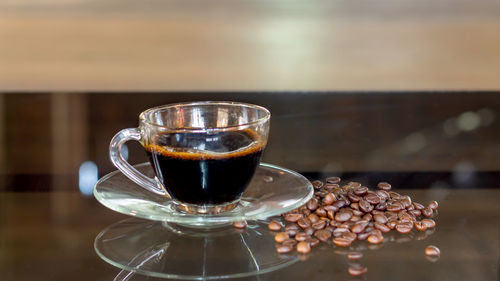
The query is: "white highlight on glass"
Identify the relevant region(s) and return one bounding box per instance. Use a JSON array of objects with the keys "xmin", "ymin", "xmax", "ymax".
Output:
[
  {"xmin": 79, "ymin": 161, "xmax": 98, "ymax": 196},
  {"xmin": 120, "ymin": 144, "xmax": 129, "ymax": 161}
]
